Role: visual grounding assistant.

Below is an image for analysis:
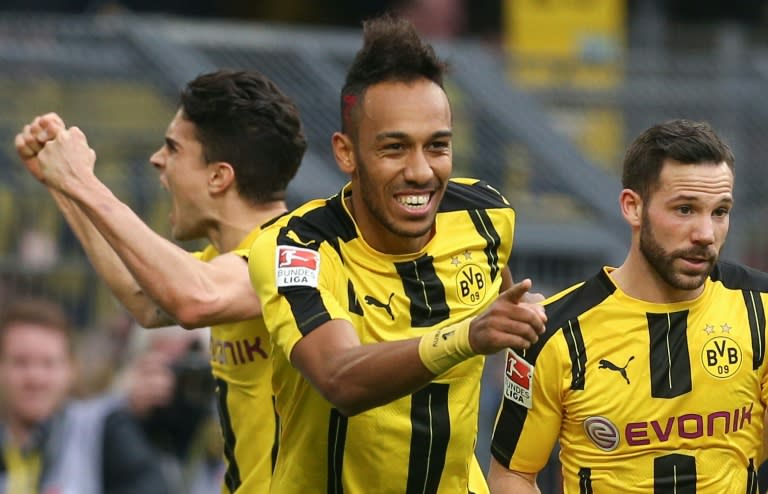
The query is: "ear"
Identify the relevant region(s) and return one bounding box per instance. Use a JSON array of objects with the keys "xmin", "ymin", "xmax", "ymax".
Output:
[
  {"xmin": 208, "ymin": 162, "xmax": 235, "ymax": 194},
  {"xmin": 619, "ymin": 188, "xmax": 643, "ymax": 228},
  {"xmin": 332, "ymin": 132, "xmax": 356, "ymax": 175}
]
